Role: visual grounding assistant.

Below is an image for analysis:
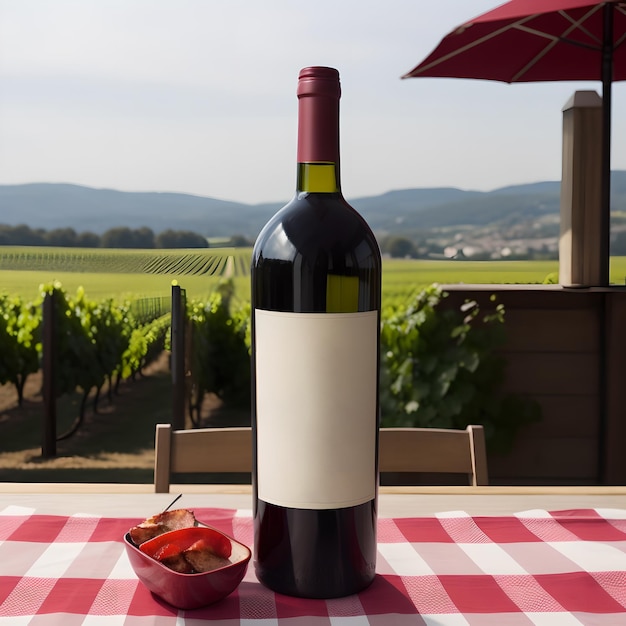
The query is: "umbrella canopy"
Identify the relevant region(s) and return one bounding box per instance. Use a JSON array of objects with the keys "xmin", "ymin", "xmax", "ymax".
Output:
[
  {"xmin": 404, "ymin": 0, "xmax": 626, "ymax": 285},
  {"xmin": 403, "ymin": 1, "xmax": 626, "ymax": 83}
]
